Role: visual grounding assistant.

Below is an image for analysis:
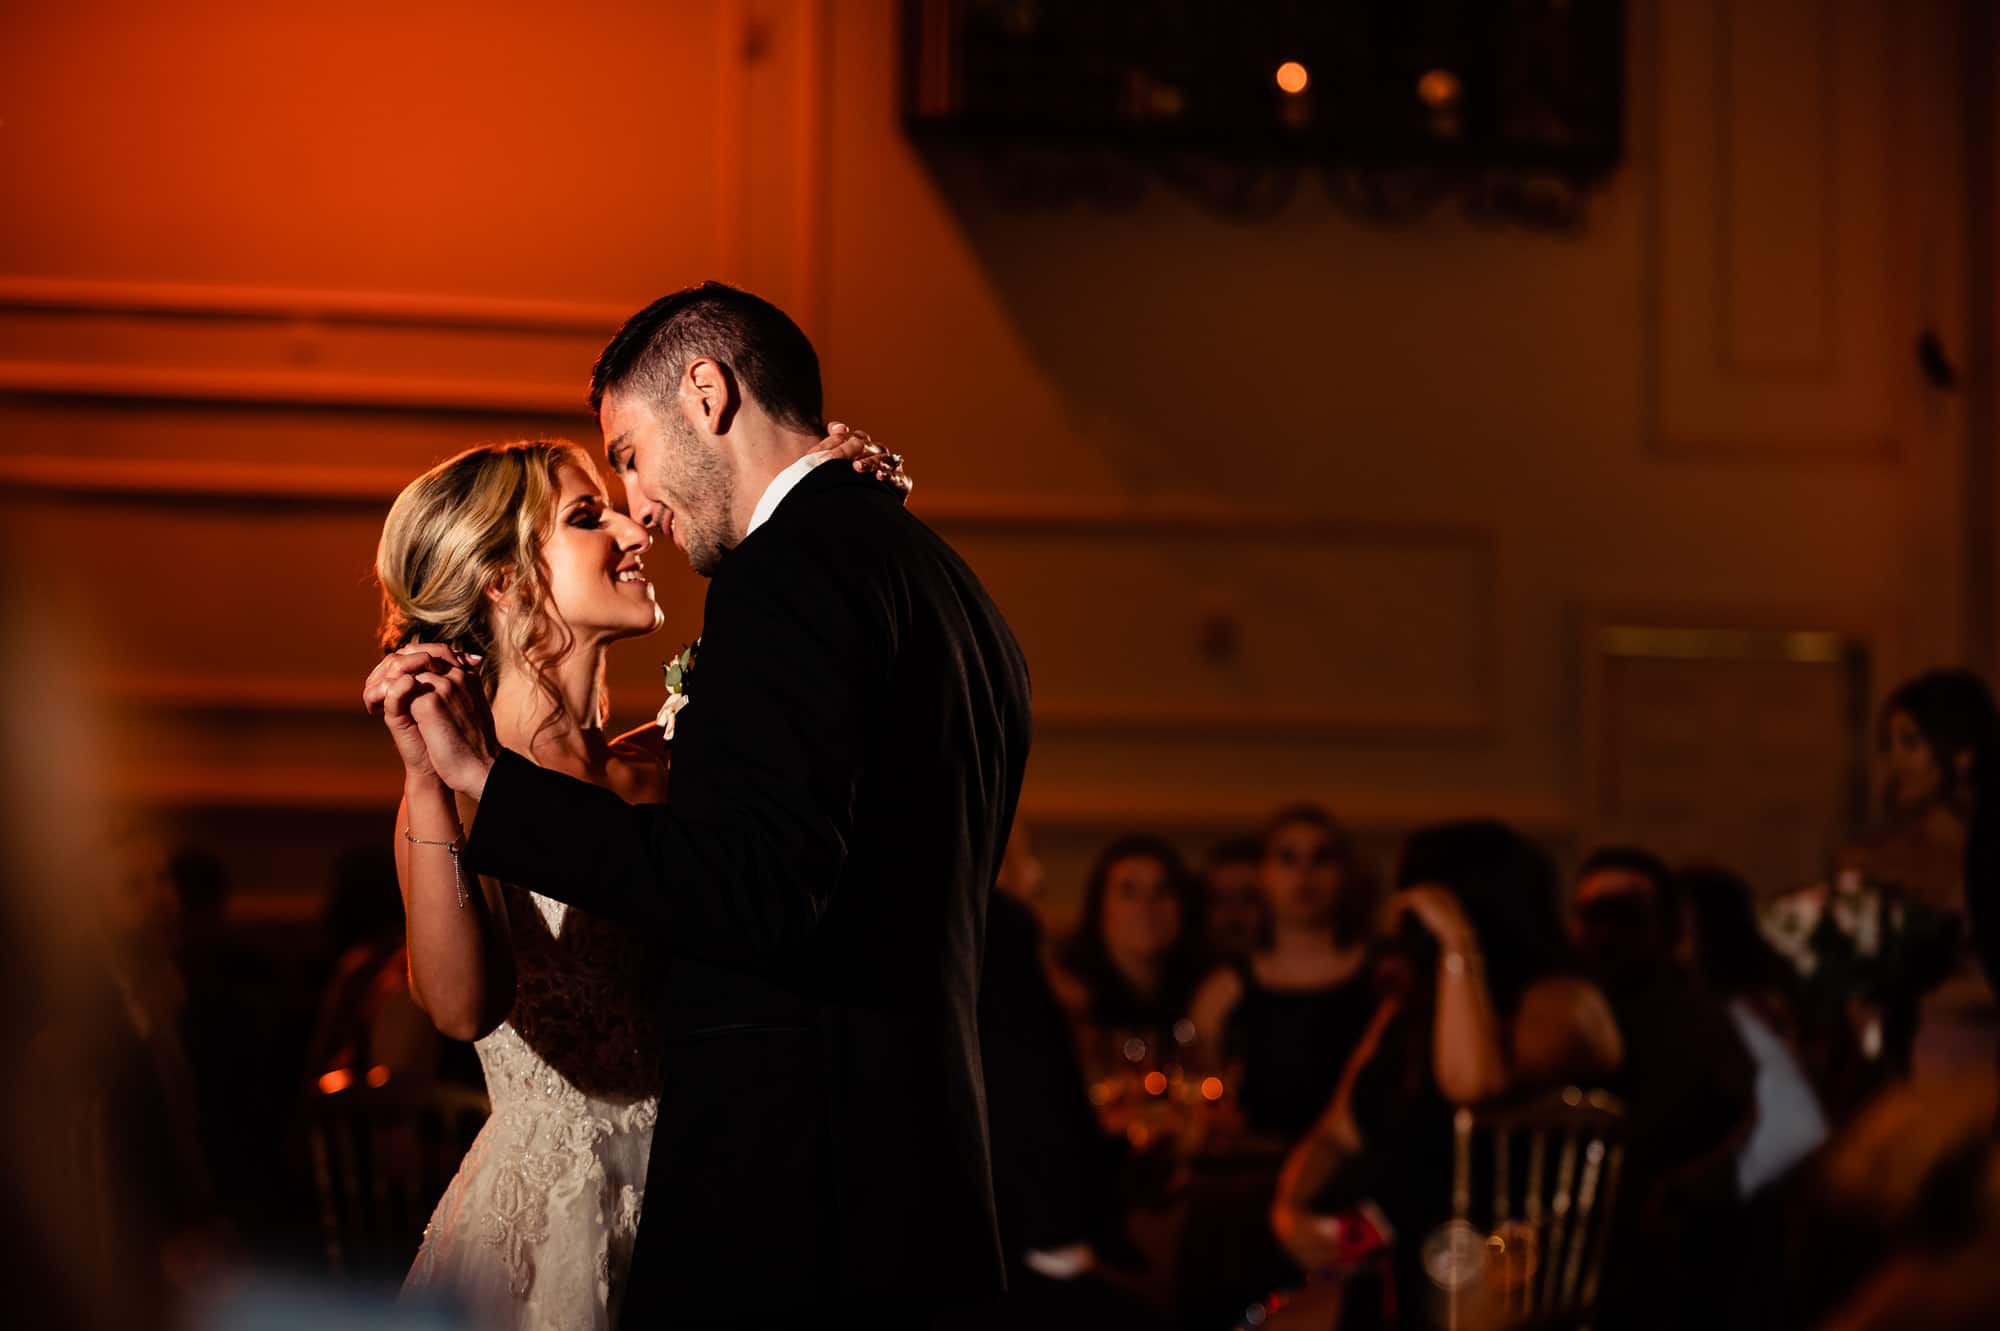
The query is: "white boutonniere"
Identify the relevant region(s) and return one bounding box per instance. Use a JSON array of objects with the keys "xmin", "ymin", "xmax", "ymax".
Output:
[{"xmin": 656, "ymin": 638, "xmax": 700, "ymax": 739}]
